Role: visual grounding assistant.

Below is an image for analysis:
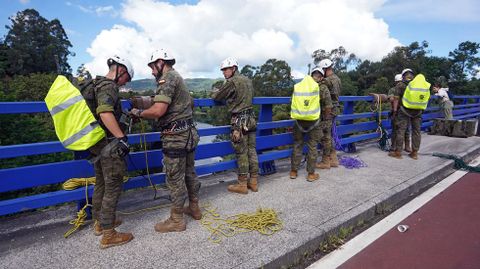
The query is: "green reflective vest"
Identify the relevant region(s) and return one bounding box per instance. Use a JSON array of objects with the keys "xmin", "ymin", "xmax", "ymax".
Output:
[
  {"xmin": 290, "ymin": 75, "xmax": 321, "ymax": 121},
  {"xmin": 402, "ymin": 74, "xmax": 431, "ymax": 110},
  {"xmin": 45, "ymin": 75, "xmax": 105, "ymax": 150}
]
